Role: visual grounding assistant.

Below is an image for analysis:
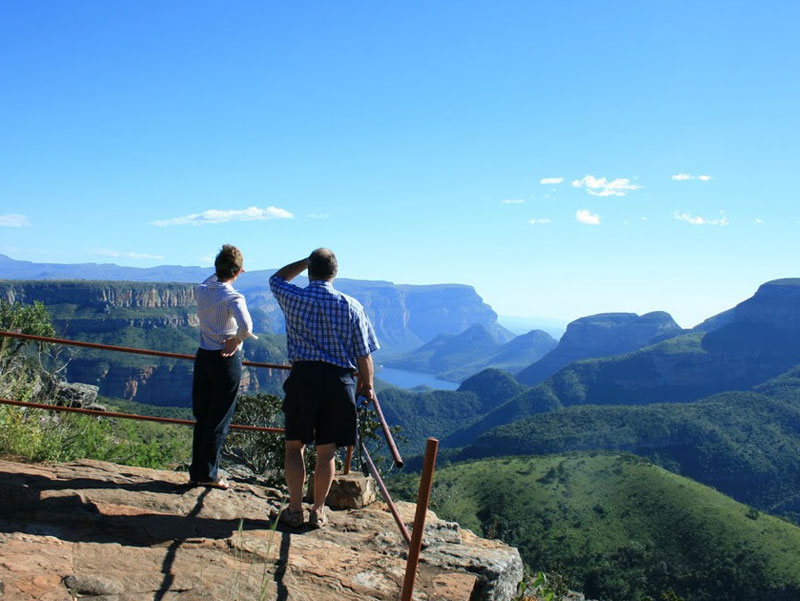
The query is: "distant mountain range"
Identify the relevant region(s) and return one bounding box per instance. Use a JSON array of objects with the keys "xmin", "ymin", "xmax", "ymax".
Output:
[
  {"xmin": 384, "ymin": 279, "xmax": 800, "ymax": 516},
  {"xmin": 440, "ymin": 279, "xmax": 800, "ymax": 444},
  {"xmin": 385, "ymin": 323, "xmax": 556, "ymax": 381},
  {"xmin": 0, "ymin": 254, "xmax": 510, "ymax": 355},
  {"xmin": 387, "ymin": 309, "xmax": 685, "ymax": 384}
]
